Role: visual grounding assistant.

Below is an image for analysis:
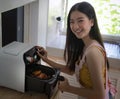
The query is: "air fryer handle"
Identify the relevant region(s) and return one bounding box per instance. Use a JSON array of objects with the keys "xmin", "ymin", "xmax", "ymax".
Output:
[
  {"xmin": 23, "ymin": 46, "xmax": 41, "ymax": 65},
  {"xmin": 58, "ymin": 75, "xmax": 65, "ymax": 81}
]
